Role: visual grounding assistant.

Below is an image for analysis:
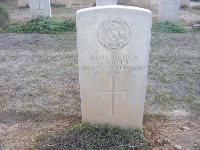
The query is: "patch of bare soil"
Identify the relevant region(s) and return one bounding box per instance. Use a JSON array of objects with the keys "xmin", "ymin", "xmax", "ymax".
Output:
[
  {"xmin": 0, "ymin": 116, "xmax": 80, "ymax": 150},
  {"xmin": 143, "ymin": 112, "xmax": 200, "ymax": 150},
  {"xmin": 0, "ymin": 1, "xmax": 200, "ymax": 150},
  {"xmin": 0, "ymin": 112, "xmax": 199, "ymax": 150}
]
